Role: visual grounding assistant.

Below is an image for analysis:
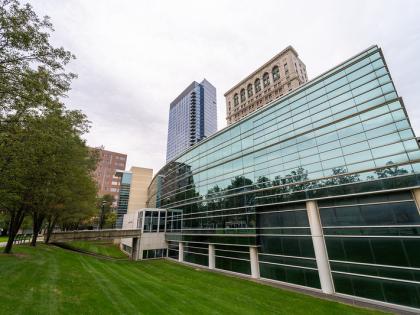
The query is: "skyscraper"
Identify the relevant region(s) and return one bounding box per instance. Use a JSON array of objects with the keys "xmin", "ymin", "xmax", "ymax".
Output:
[{"xmin": 166, "ymin": 79, "xmax": 217, "ymax": 161}]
